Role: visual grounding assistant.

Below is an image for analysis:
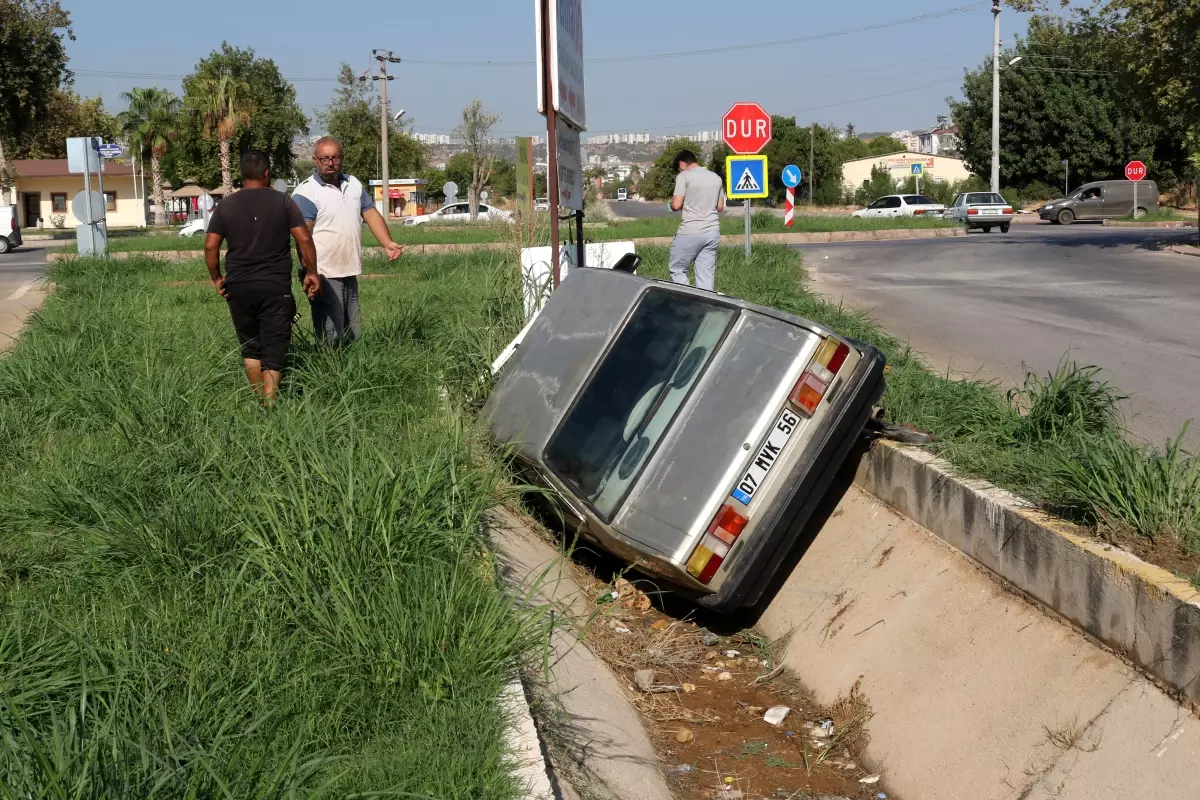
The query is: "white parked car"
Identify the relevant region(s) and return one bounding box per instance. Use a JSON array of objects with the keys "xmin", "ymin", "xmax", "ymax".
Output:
[
  {"xmin": 404, "ymin": 202, "xmax": 513, "ymax": 226},
  {"xmin": 534, "ymin": 198, "xmax": 551, "ymax": 211},
  {"xmin": 179, "ymin": 217, "xmax": 208, "ymax": 237},
  {"xmin": 851, "ymin": 194, "xmax": 945, "ymax": 218},
  {"xmin": 0, "ymin": 205, "xmax": 22, "ymax": 254}
]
